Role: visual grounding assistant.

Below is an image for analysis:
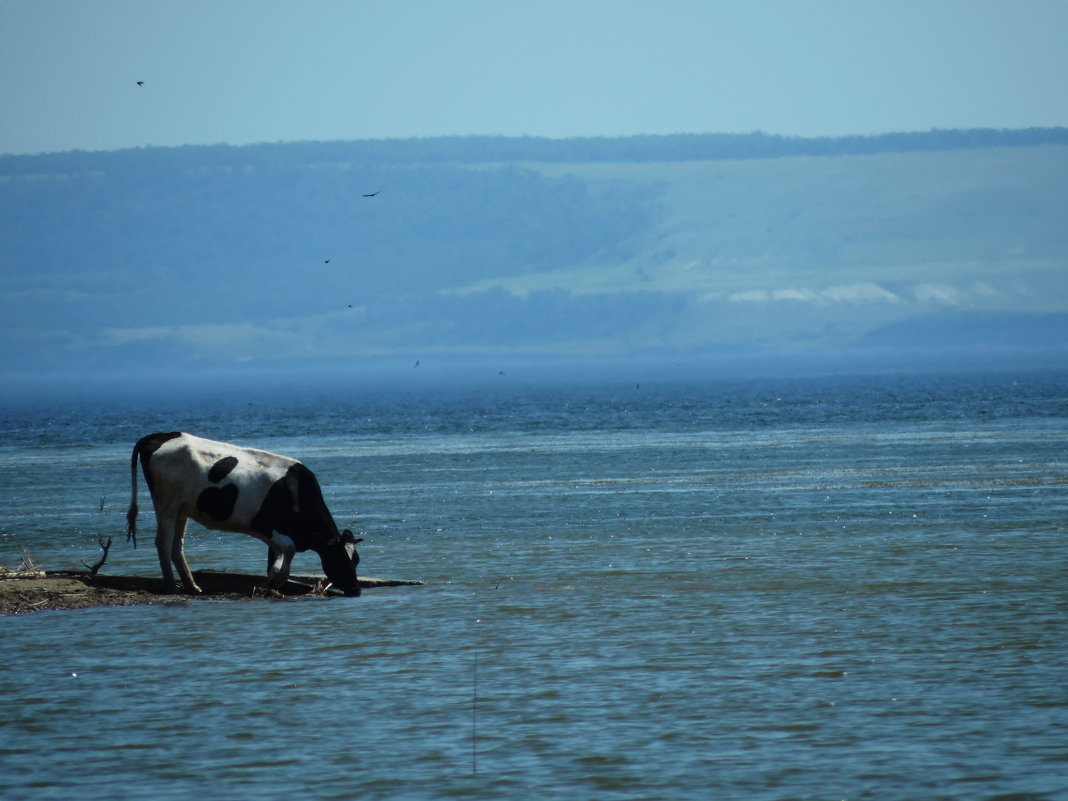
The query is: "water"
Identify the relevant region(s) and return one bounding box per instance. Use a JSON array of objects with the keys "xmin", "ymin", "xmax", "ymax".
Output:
[{"xmin": 1, "ymin": 369, "xmax": 1066, "ymax": 800}]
